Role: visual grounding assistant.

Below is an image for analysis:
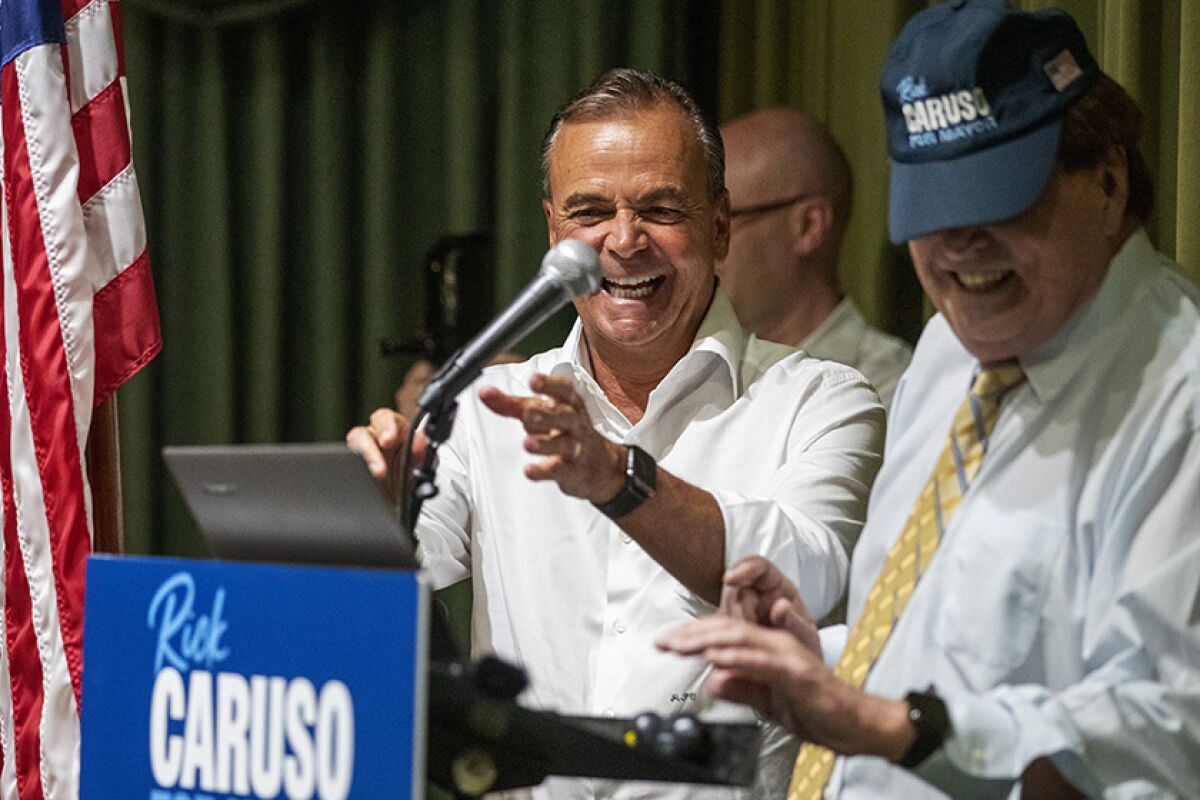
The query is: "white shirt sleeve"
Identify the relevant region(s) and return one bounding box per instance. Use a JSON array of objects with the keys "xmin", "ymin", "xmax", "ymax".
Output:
[
  {"xmin": 711, "ymin": 374, "xmax": 885, "ymax": 620},
  {"xmin": 818, "ymin": 624, "xmax": 848, "ymax": 670}
]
